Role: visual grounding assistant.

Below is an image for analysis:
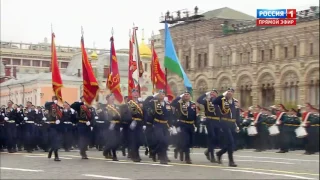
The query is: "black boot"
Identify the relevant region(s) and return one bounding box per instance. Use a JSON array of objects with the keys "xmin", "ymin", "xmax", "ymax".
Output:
[
  {"xmin": 54, "ymin": 150, "xmax": 61, "ymax": 161},
  {"xmin": 48, "ymin": 149, "xmax": 53, "ymax": 159},
  {"xmin": 179, "ymin": 151, "xmax": 184, "ymax": 161},
  {"xmin": 210, "ymin": 151, "xmax": 217, "ymax": 163},
  {"xmin": 174, "ymin": 148, "xmax": 178, "ymax": 159},
  {"xmin": 228, "ymin": 151, "xmax": 237, "ymax": 167},
  {"xmin": 112, "ymin": 150, "xmax": 118, "ymax": 161},
  {"xmin": 216, "ymin": 152, "xmax": 222, "ymax": 164},
  {"xmin": 121, "ymin": 148, "xmax": 126, "ymax": 156},
  {"xmin": 204, "ymin": 149, "xmax": 210, "ymax": 161},
  {"xmin": 185, "ymin": 152, "xmax": 192, "ymax": 164},
  {"xmin": 81, "ymin": 150, "xmax": 88, "ymax": 159}
]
